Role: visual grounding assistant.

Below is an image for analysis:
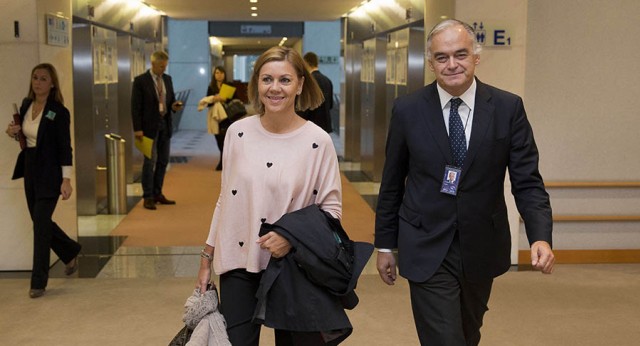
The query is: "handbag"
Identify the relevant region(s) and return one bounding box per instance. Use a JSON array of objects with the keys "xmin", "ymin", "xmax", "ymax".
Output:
[
  {"xmin": 168, "ymin": 325, "xmax": 193, "ymax": 346},
  {"xmin": 169, "ymin": 283, "xmax": 219, "ymax": 346},
  {"xmin": 223, "ymin": 99, "xmax": 247, "ymax": 123}
]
